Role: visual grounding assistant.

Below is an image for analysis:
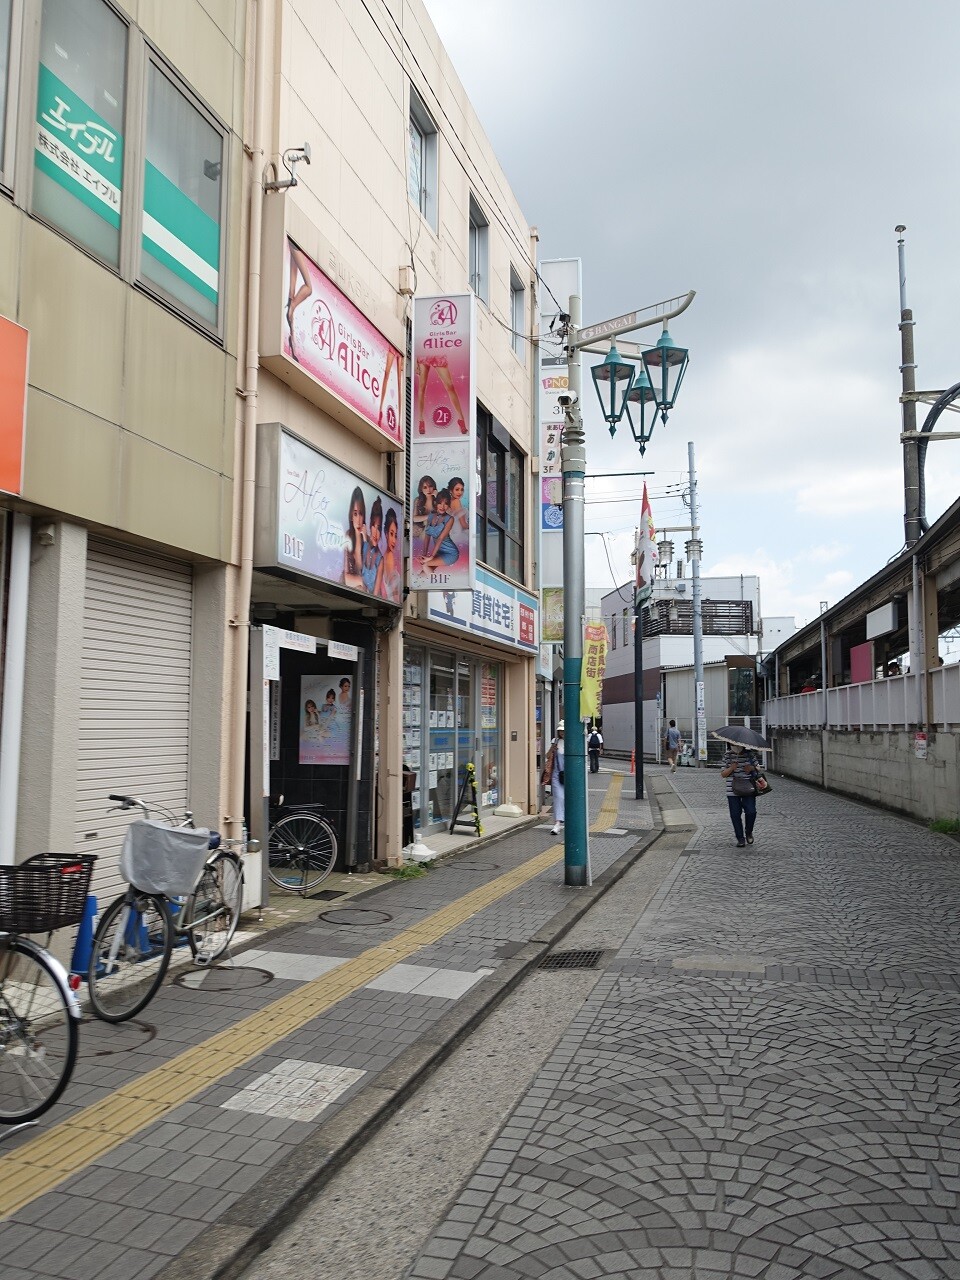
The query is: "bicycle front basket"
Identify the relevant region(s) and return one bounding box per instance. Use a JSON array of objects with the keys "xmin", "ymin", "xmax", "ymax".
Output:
[
  {"xmin": 0, "ymin": 854, "xmax": 96, "ymax": 933},
  {"xmin": 120, "ymin": 821, "xmax": 211, "ymax": 898}
]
